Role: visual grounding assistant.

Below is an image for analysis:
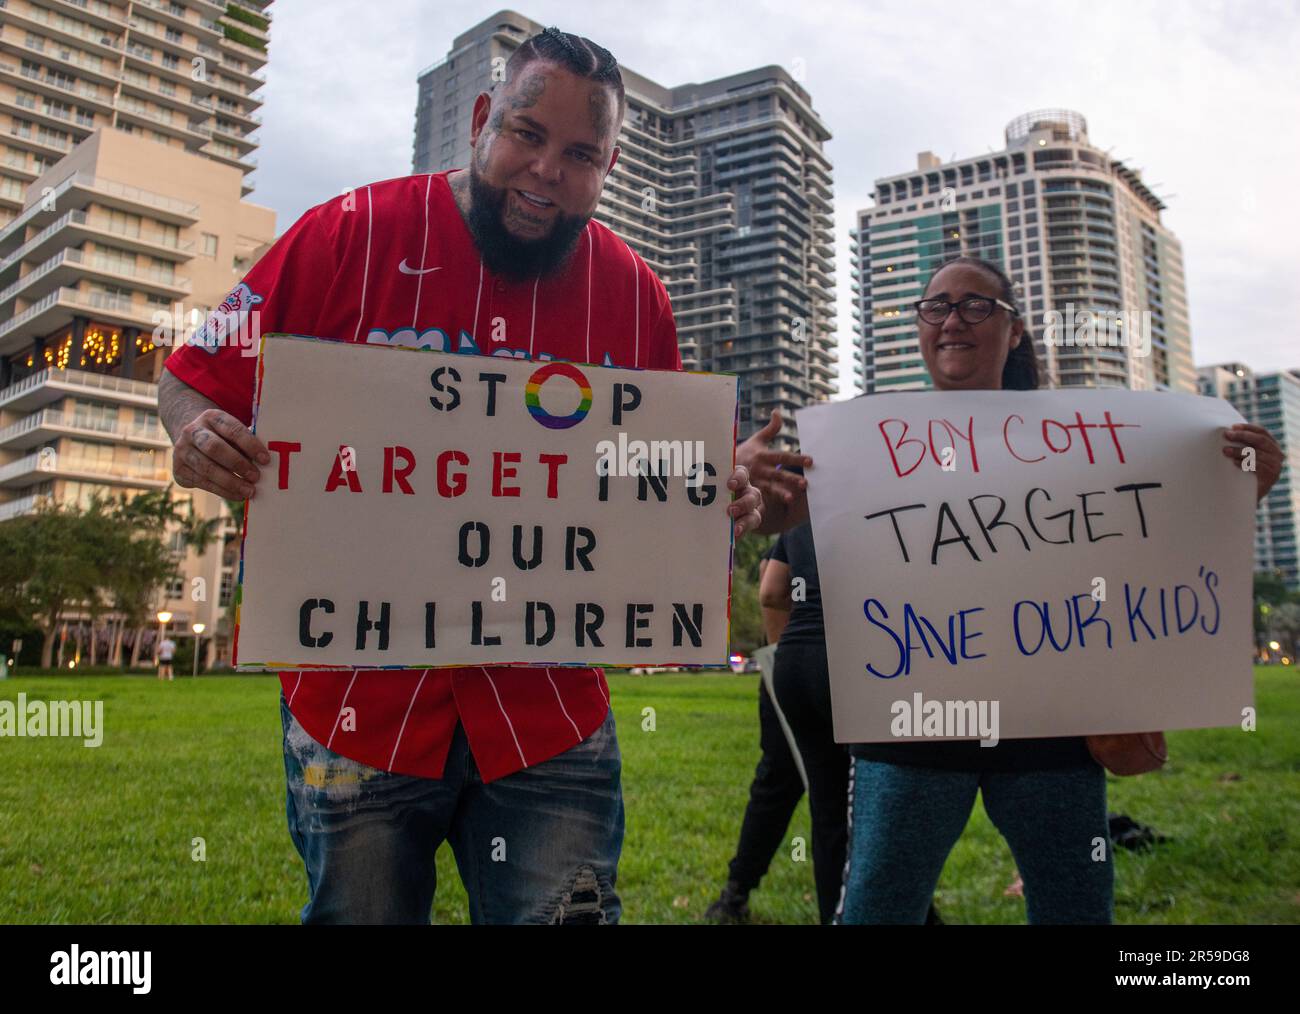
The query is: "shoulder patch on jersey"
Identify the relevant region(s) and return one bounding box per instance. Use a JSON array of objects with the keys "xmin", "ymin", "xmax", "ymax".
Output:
[{"xmin": 190, "ymin": 282, "xmax": 263, "ymax": 355}]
